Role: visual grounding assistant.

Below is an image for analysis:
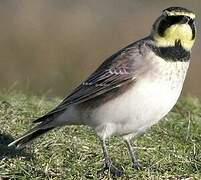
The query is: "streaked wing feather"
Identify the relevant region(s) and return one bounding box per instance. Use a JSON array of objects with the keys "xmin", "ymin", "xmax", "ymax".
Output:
[{"xmin": 33, "ymin": 43, "xmax": 140, "ymax": 123}]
